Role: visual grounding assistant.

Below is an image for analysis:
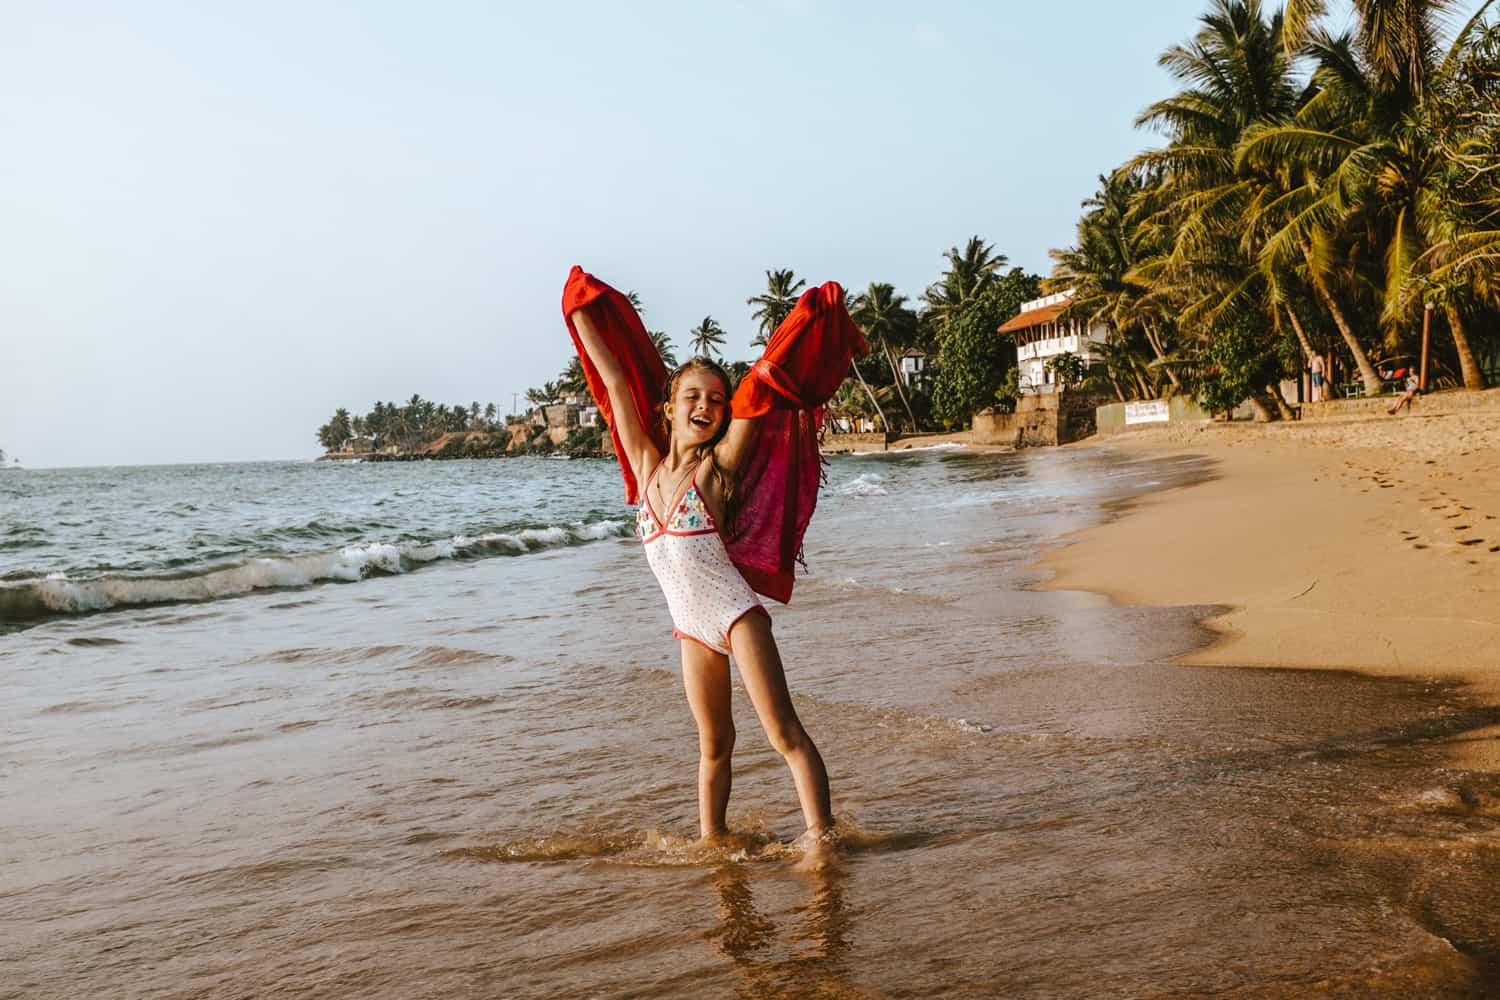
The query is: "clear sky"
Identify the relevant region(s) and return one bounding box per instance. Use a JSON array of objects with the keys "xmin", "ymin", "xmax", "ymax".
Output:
[{"xmin": 0, "ymin": 0, "xmax": 1395, "ymax": 467}]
